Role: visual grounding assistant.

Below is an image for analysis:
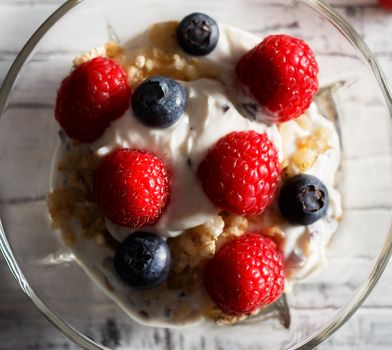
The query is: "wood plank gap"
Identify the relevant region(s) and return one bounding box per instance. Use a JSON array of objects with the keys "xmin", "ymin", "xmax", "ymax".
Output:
[
  {"xmin": 0, "ymin": 1, "xmax": 61, "ymax": 8},
  {"xmin": 4, "ymin": 49, "xmax": 389, "ymax": 62},
  {"xmin": 344, "ymin": 205, "xmax": 392, "ymax": 211},
  {"xmin": 5, "ymin": 103, "xmax": 54, "ymax": 110},
  {"xmin": 0, "ymin": 50, "xmax": 82, "ymax": 58},
  {"xmin": 289, "ymin": 306, "xmax": 392, "ymax": 311},
  {"xmin": 0, "ymin": 195, "xmax": 46, "ymax": 205}
]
